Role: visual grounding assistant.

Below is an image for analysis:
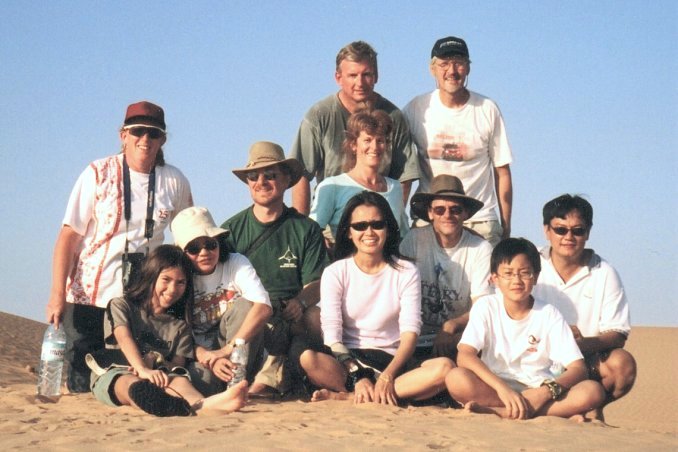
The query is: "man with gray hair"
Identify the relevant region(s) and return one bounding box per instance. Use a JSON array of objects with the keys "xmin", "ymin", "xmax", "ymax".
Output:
[
  {"xmin": 404, "ymin": 36, "xmax": 513, "ymax": 246},
  {"xmin": 290, "ymin": 40, "xmax": 420, "ymax": 215}
]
